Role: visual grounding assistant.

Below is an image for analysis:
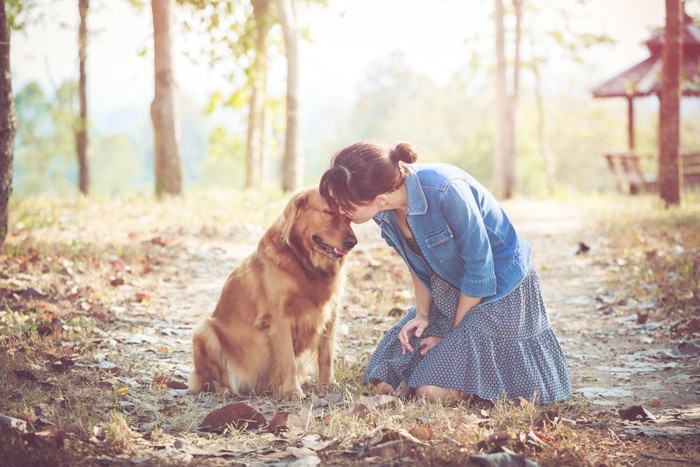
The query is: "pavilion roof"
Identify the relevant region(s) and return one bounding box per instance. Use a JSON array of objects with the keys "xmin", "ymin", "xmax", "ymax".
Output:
[{"xmin": 592, "ymin": 14, "xmax": 700, "ymax": 98}]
